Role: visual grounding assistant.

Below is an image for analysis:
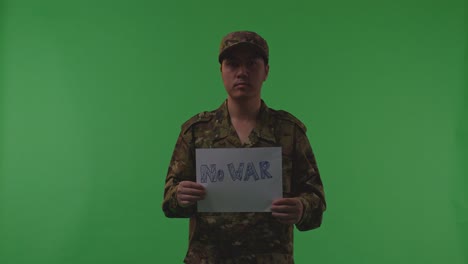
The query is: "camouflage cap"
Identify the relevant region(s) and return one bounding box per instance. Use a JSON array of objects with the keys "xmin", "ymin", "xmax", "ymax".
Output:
[{"xmin": 218, "ymin": 31, "xmax": 269, "ymax": 64}]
